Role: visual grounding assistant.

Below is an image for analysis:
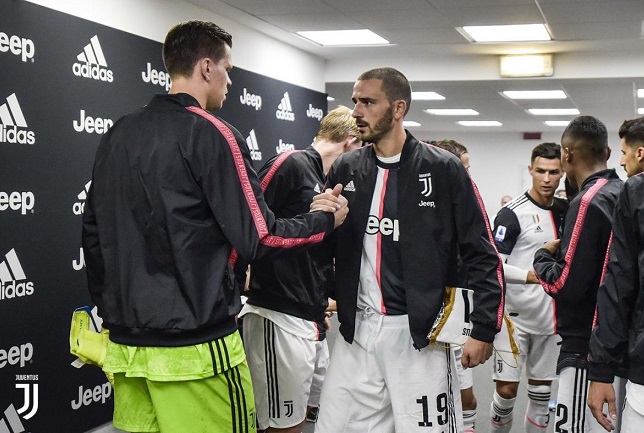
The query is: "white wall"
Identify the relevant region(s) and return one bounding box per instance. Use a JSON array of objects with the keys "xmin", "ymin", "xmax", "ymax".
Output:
[
  {"xmin": 429, "ymin": 130, "xmax": 627, "ymax": 217},
  {"xmin": 26, "ymin": 0, "xmax": 326, "ymax": 92}
]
